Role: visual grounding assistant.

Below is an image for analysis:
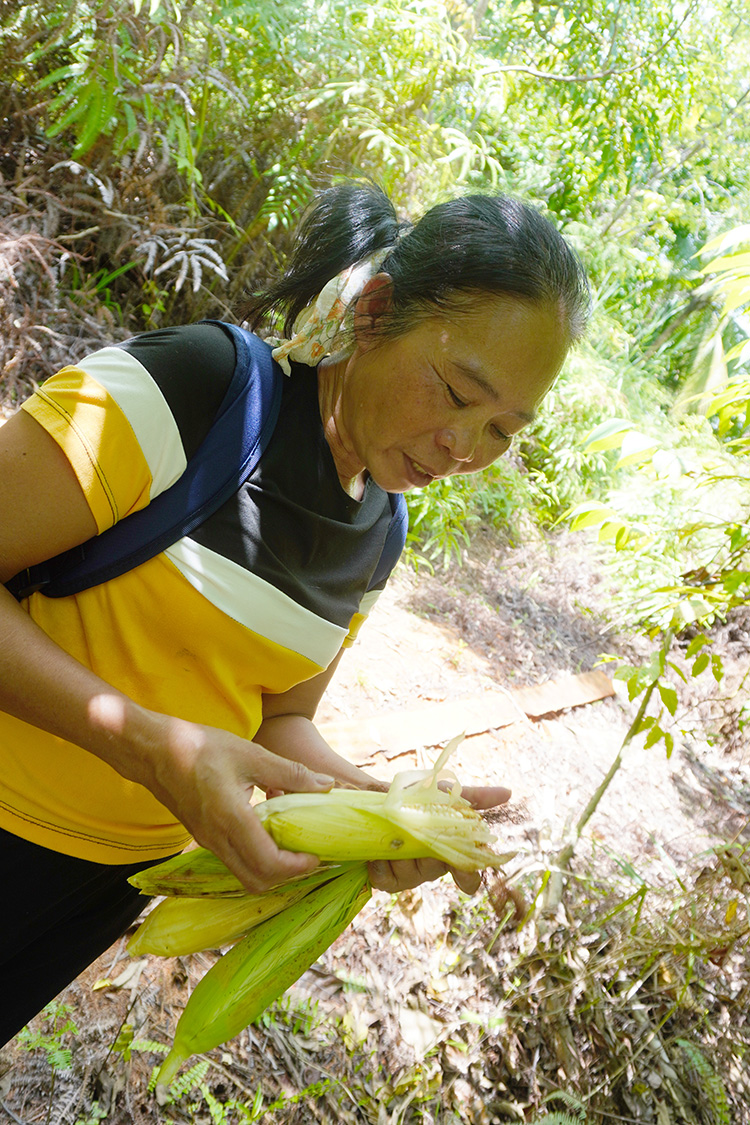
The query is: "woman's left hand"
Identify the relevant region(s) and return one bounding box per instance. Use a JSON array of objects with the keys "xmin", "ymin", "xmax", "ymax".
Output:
[{"xmin": 367, "ymin": 783, "xmax": 511, "ymax": 895}]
